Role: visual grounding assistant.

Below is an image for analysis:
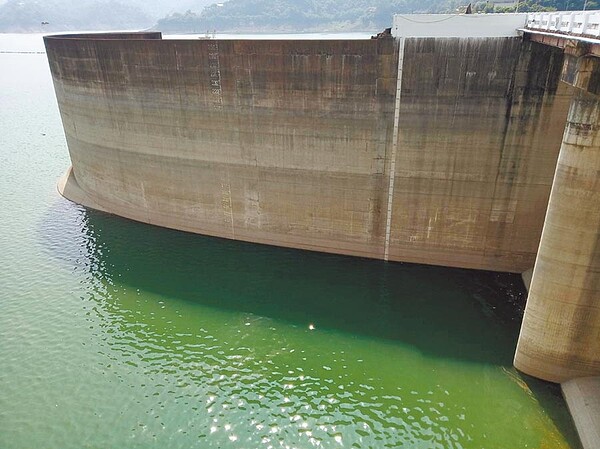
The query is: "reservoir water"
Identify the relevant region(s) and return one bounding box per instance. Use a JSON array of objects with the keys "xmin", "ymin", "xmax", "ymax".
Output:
[{"xmin": 0, "ymin": 34, "xmax": 581, "ymax": 449}]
